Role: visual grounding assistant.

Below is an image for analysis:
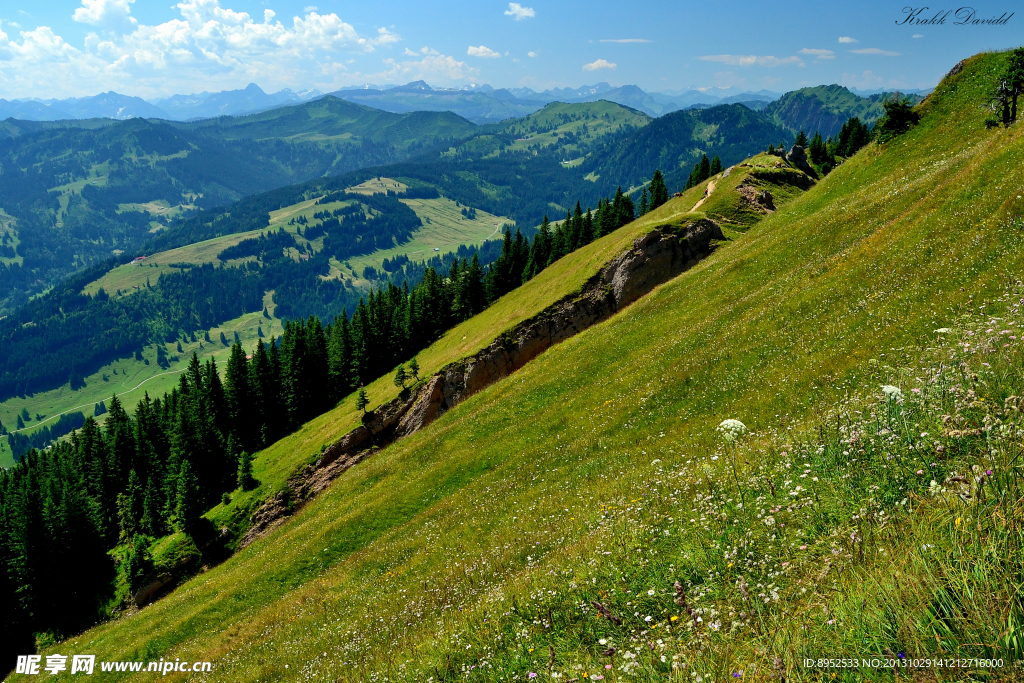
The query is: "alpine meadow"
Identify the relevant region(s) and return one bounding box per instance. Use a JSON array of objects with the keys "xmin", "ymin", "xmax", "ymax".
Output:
[{"xmin": 1, "ymin": 3, "xmax": 1023, "ymax": 681}]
